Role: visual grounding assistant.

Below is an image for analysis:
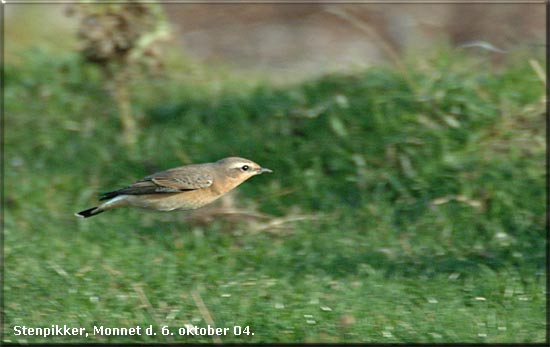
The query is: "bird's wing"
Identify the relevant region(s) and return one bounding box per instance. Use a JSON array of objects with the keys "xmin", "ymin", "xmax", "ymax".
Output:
[
  {"xmin": 99, "ymin": 166, "xmax": 213, "ymax": 200},
  {"xmin": 150, "ymin": 166, "xmax": 214, "ymax": 190}
]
